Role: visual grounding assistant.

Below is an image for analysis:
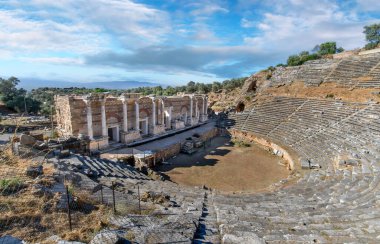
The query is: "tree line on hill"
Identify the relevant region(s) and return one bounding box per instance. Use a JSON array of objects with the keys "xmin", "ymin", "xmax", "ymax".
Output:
[
  {"xmin": 282, "ymin": 23, "xmax": 380, "ymax": 67},
  {"xmin": 0, "ymin": 77, "xmax": 247, "ymax": 115}
]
